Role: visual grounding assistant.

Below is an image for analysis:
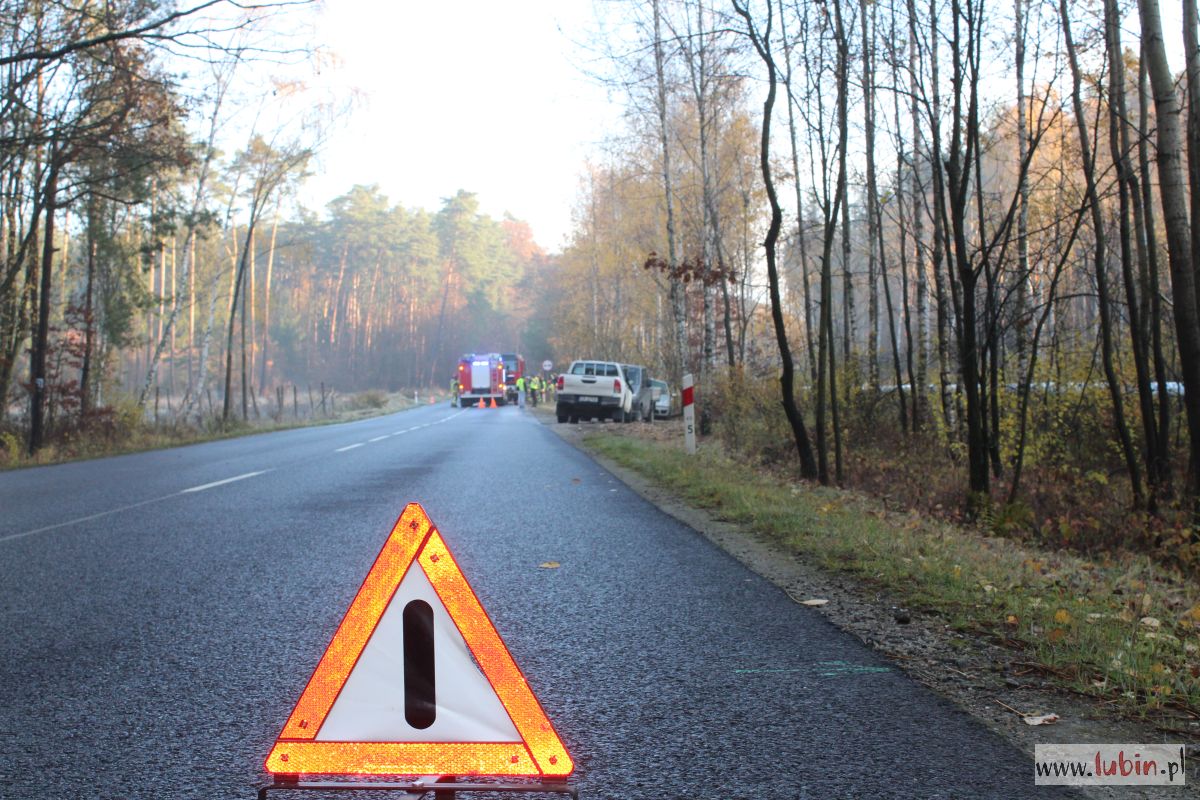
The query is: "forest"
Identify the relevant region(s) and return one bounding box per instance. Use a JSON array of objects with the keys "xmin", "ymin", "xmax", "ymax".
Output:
[
  {"xmin": 0, "ymin": 1, "xmax": 546, "ymax": 455},
  {"xmin": 545, "ymin": 0, "xmax": 1200, "ymax": 570},
  {"xmin": 3, "ymin": 0, "xmax": 1200, "ymax": 571}
]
